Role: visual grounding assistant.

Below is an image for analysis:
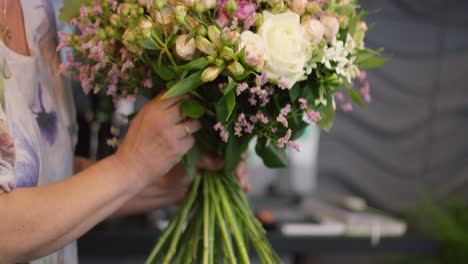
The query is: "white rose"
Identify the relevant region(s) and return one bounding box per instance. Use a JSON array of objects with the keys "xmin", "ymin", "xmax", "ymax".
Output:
[
  {"xmin": 258, "ymin": 11, "xmax": 311, "ymax": 89},
  {"xmin": 175, "ymin": 34, "xmax": 197, "ymax": 60},
  {"xmin": 291, "ymin": 0, "xmax": 307, "ymax": 15},
  {"xmin": 320, "ymin": 15, "xmax": 339, "ymax": 42},
  {"xmin": 302, "ymin": 18, "xmax": 324, "ymax": 44},
  {"xmin": 238, "ymin": 31, "xmax": 266, "ymax": 70}
]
